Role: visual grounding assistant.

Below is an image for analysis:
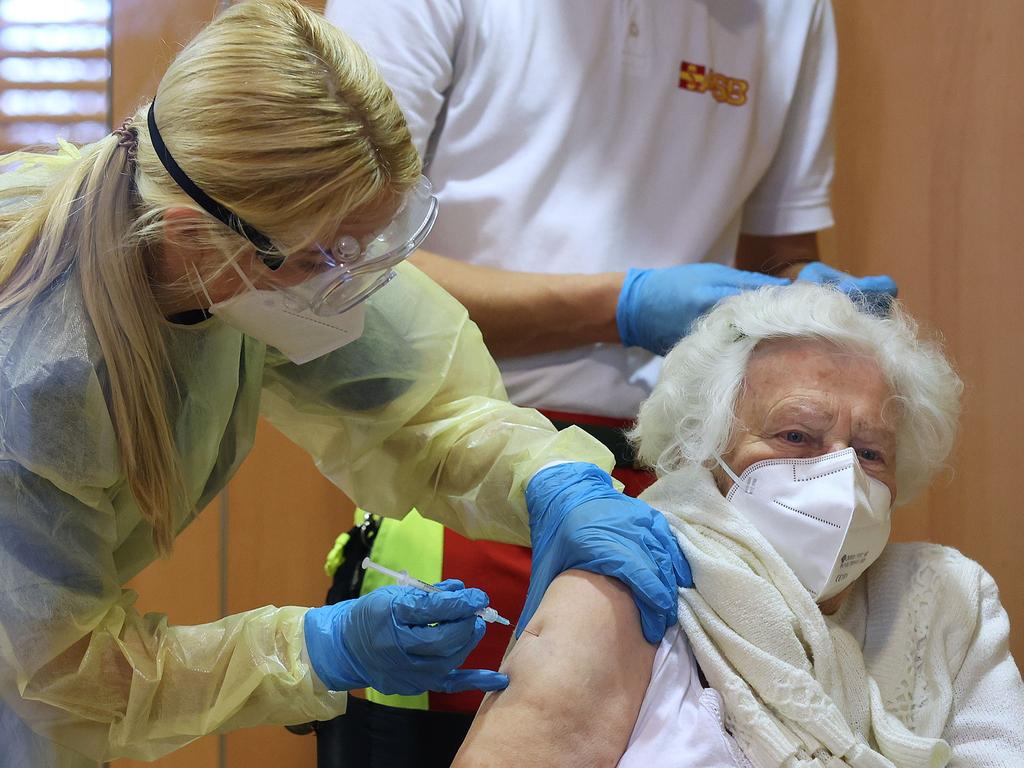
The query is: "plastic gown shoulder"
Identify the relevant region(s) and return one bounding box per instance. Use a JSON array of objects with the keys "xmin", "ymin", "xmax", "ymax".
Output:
[{"xmin": 260, "ymin": 262, "xmax": 613, "ymax": 543}]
